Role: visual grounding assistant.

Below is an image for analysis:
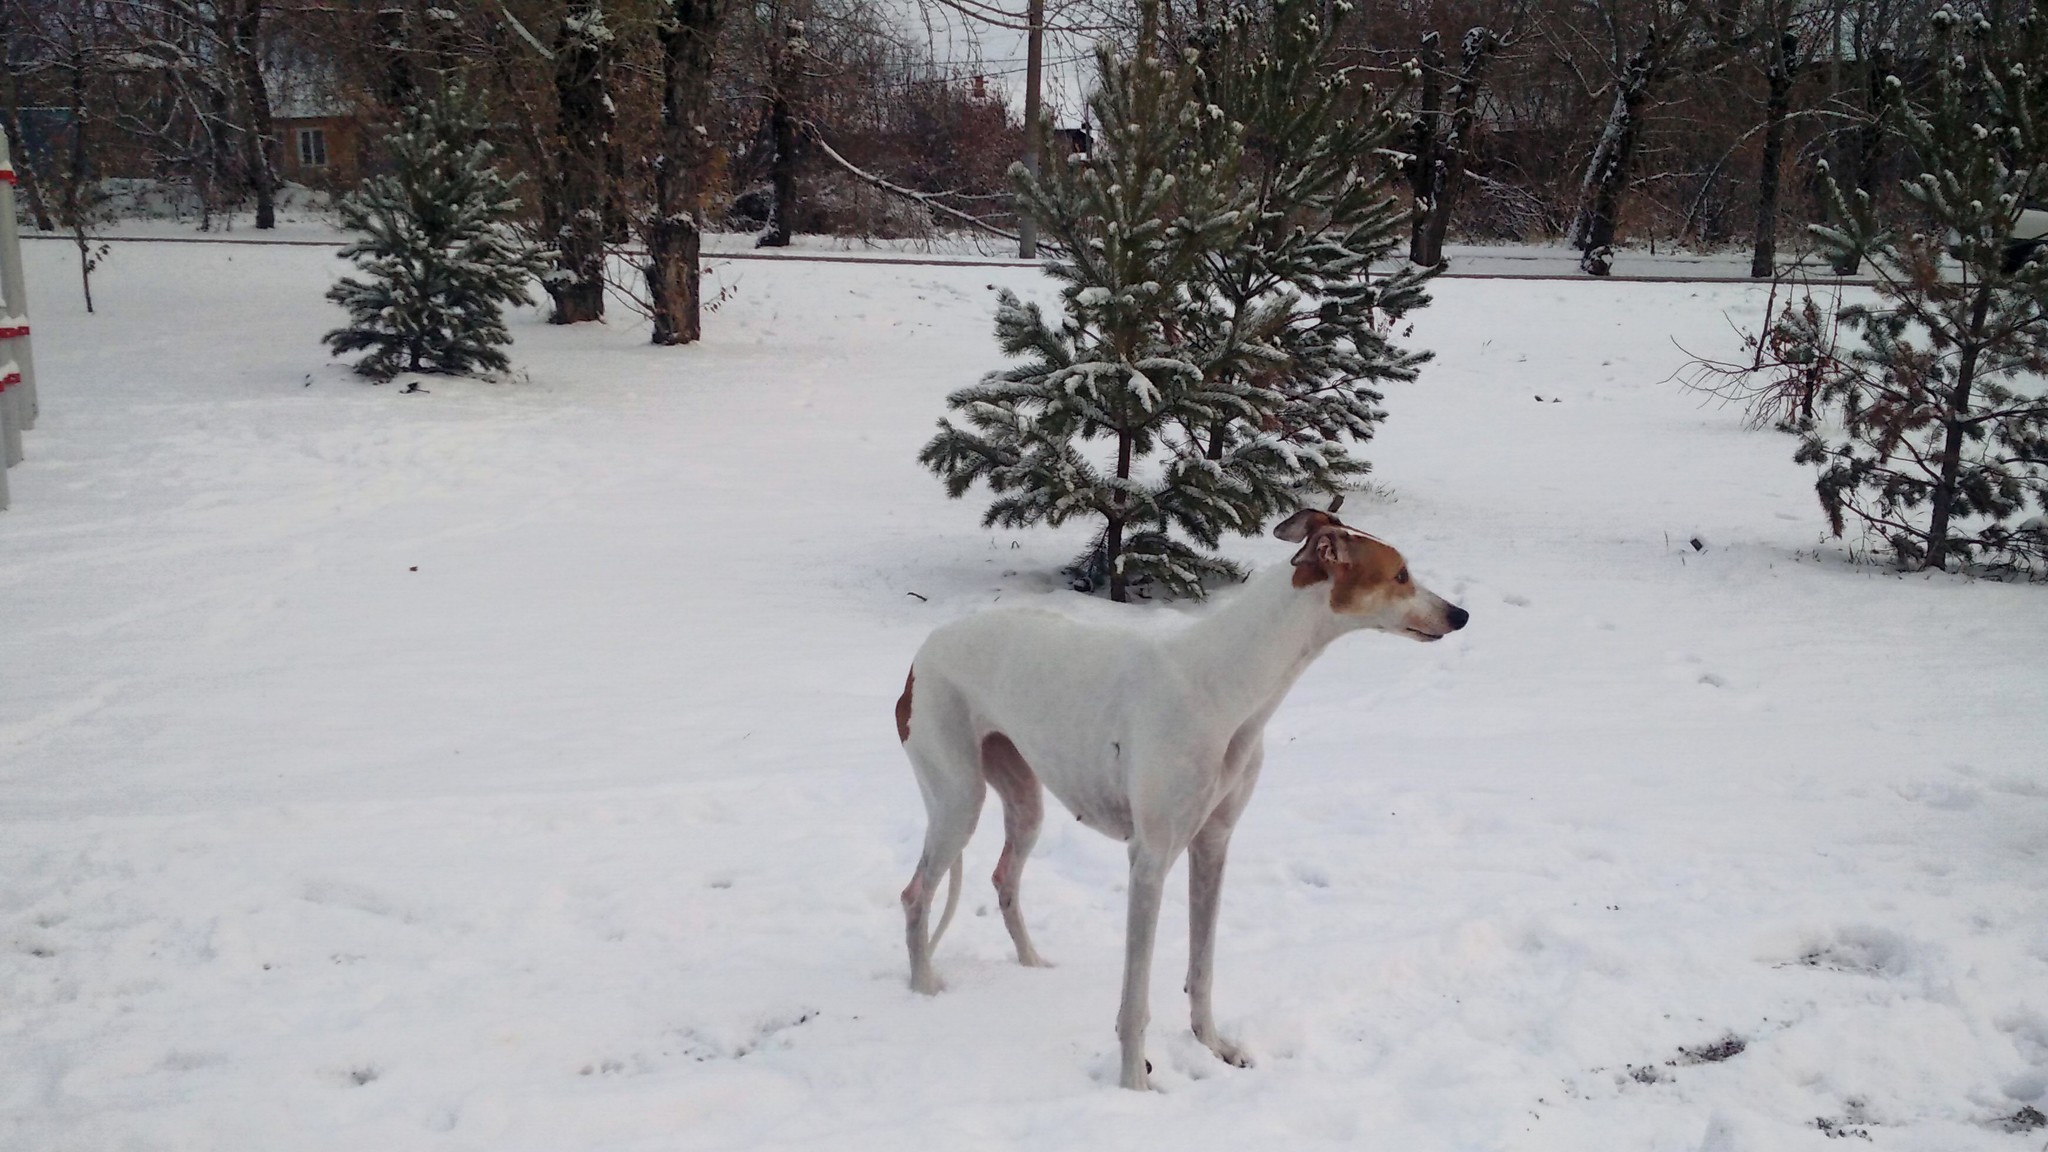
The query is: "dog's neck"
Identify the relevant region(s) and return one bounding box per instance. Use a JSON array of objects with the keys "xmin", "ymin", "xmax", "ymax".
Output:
[{"xmin": 1167, "ymin": 563, "xmax": 1353, "ymax": 734}]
